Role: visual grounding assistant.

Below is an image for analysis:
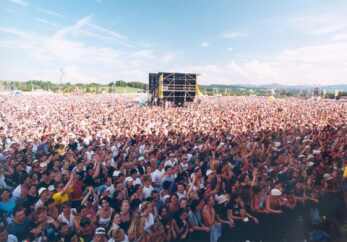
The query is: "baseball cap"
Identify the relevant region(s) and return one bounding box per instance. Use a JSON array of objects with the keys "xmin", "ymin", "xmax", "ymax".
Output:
[
  {"xmin": 95, "ymin": 227, "xmax": 106, "ymax": 235},
  {"xmin": 38, "ymin": 187, "xmax": 47, "ymax": 196},
  {"xmin": 112, "ymin": 170, "xmax": 121, "ymax": 177},
  {"xmin": 206, "ymin": 169, "xmax": 215, "ymax": 176},
  {"xmin": 271, "ymin": 188, "xmax": 282, "ymax": 196},
  {"xmin": 48, "ymin": 185, "xmax": 55, "ymax": 192}
]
